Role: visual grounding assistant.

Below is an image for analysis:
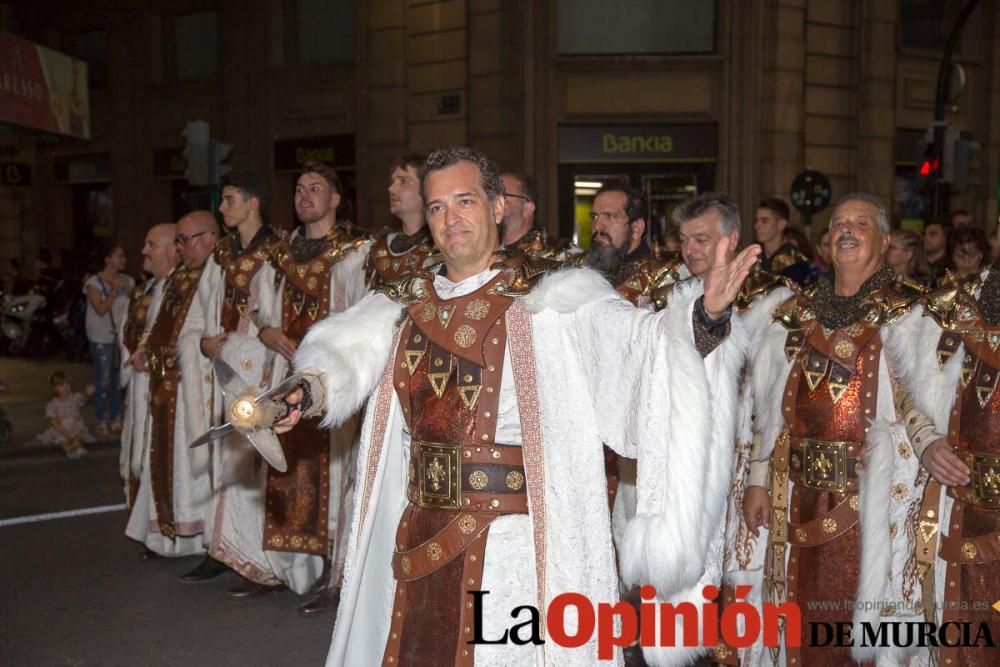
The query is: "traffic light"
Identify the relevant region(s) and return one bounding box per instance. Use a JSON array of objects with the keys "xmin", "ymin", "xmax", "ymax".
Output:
[
  {"xmin": 210, "ymin": 140, "xmax": 233, "ymax": 185},
  {"xmin": 182, "ymin": 120, "xmax": 211, "ymax": 186}
]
